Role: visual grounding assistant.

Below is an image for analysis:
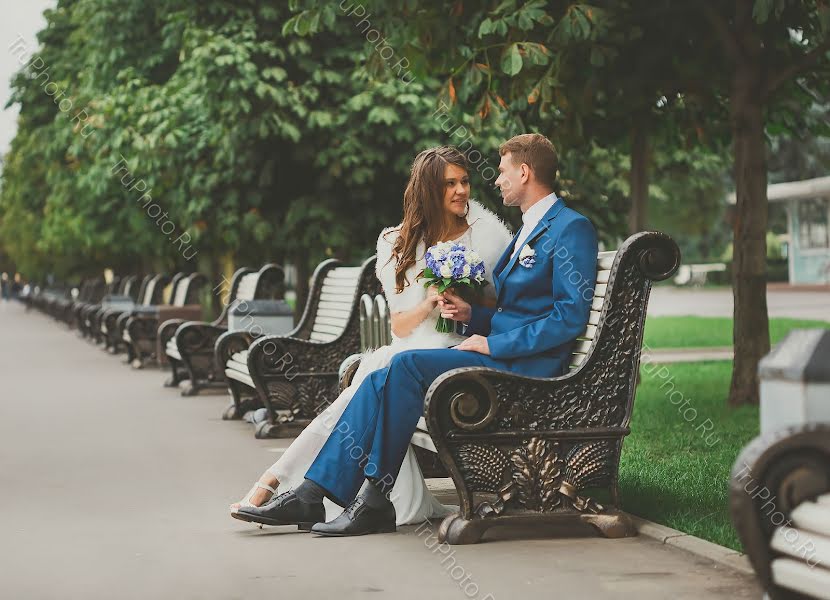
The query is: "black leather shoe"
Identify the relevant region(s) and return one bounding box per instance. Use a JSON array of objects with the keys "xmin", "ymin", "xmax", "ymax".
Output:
[
  {"xmin": 234, "ymin": 490, "xmax": 325, "ymax": 530},
  {"xmin": 311, "ymin": 493, "xmax": 396, "ymax": 537}
]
